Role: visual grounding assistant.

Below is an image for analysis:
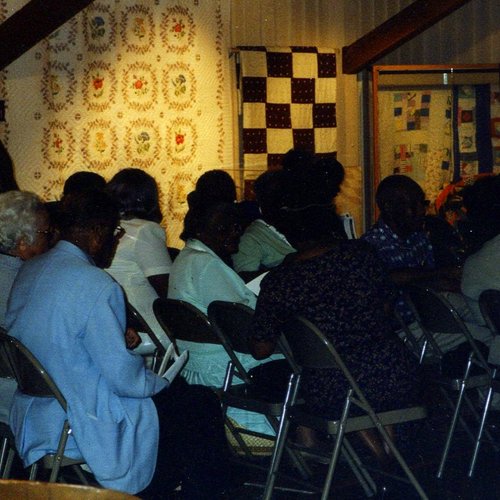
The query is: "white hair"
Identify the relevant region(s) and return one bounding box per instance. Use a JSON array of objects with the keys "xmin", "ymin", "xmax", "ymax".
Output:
[{"xmin": 0, "ymin": 191, "xmax": 45, "ymax": 253}]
